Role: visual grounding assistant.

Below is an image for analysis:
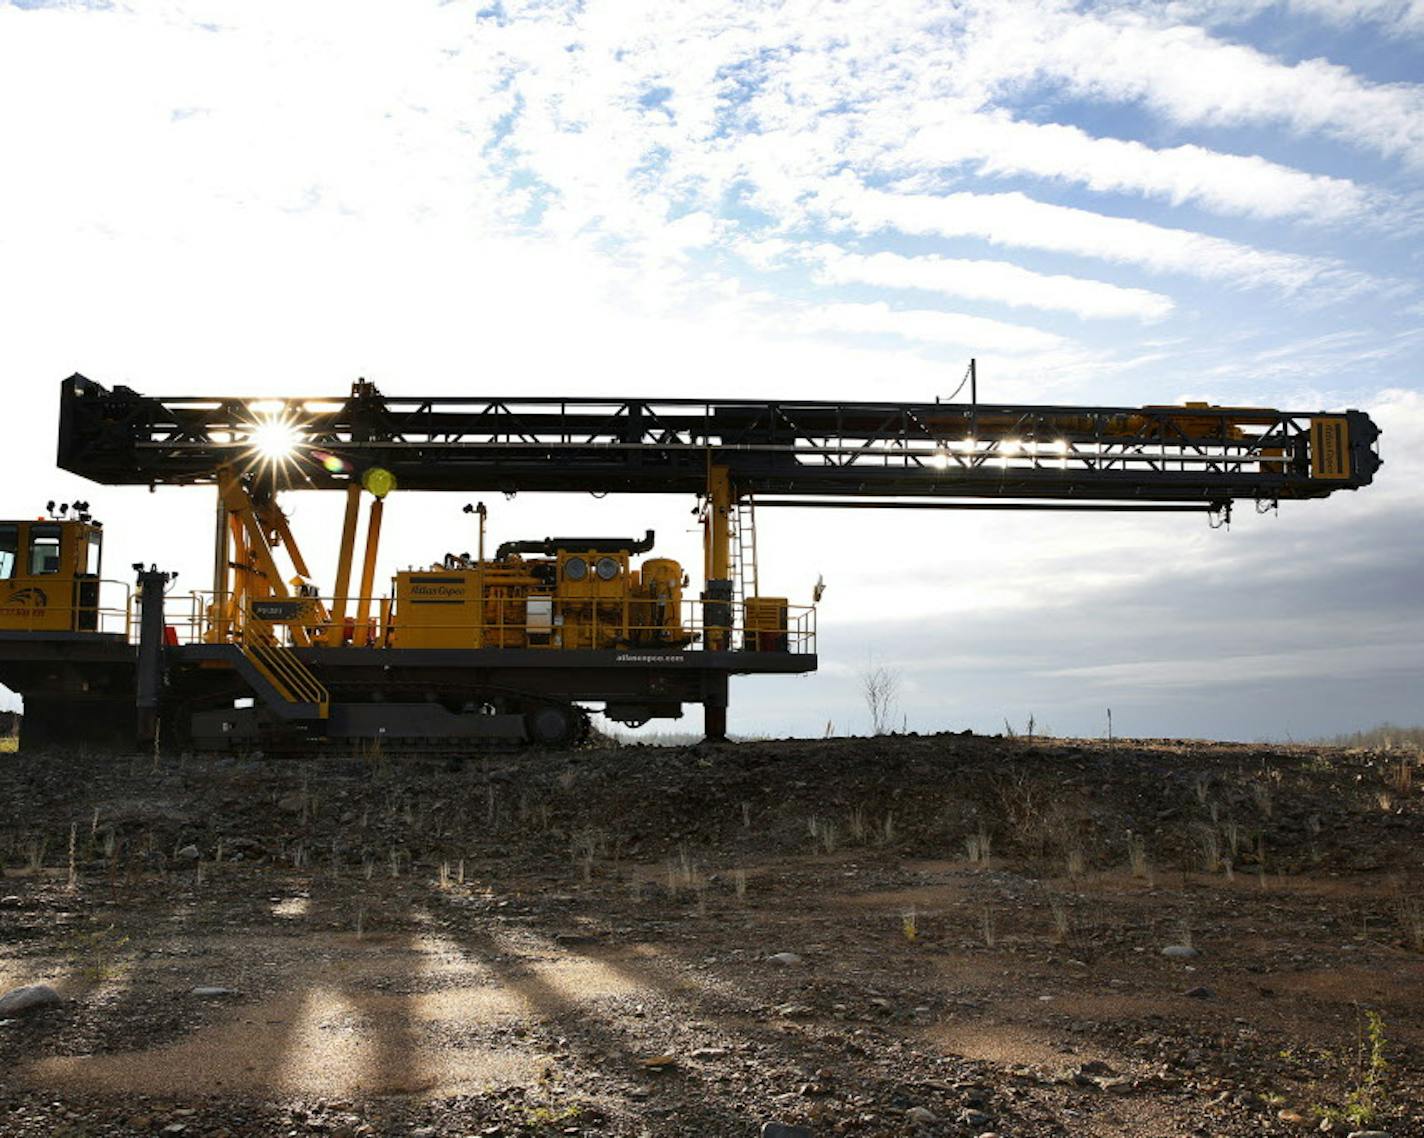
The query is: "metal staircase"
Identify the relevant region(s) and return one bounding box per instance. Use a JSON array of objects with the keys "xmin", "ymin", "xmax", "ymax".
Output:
[{"xmin": 238, "ymin": 623, "xmax": 329, "ymax": 720}]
